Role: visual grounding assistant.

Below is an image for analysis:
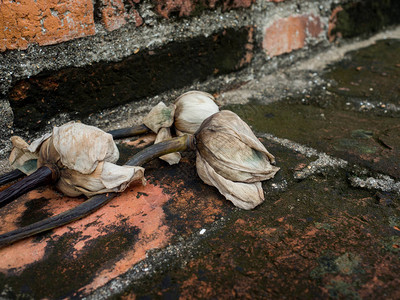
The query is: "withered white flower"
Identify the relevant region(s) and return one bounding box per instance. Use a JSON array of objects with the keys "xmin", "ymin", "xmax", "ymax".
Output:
[
  {"xmin": 9, "ymin": 122, "xmax": 145, "ymax": 197},
  {"xmin": 195, "ymin": 110, "xmax": 280, "ymax": 210},
  {"xmin": 174, "ymin": 91, "xmax": 219, "ymax": 135}
]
